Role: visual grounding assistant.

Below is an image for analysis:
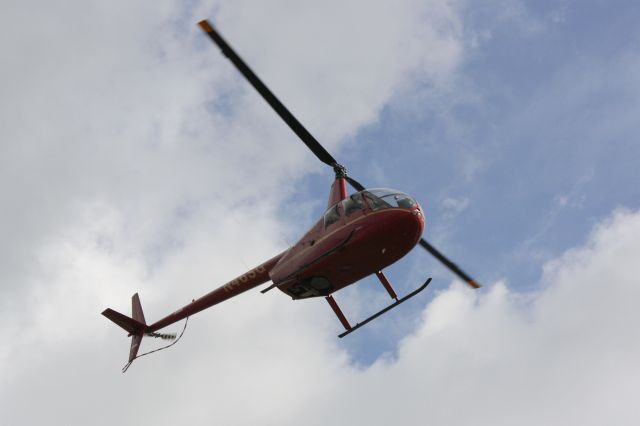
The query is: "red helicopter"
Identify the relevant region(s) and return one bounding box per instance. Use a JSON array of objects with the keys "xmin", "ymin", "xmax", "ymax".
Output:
[{"xmin": 103, "ymin": 20, "xmax": 480, "ymax": 369}]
